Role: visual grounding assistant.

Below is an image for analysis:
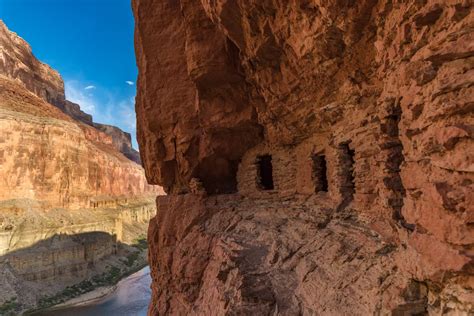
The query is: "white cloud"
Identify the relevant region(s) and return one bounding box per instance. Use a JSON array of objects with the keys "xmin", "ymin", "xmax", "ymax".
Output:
[
  {"xmin": 125, "ymin": 81, "xmax": 134, "ymax": 86},
  {"xmin": 84, "ymin": 85, "xmax": 96, "ymax": 90},
  {"xmin": 65, "ymin": 81, "xmax": 97, "ymax": 114},
  {"xmin": 64, "ymin": 79, "xmax": 139, "ymax": 149}
]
